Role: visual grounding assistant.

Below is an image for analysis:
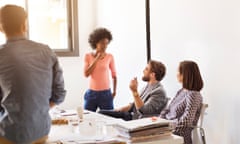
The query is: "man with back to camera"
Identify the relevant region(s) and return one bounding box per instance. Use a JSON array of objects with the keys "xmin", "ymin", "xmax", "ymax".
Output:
[
  {"xmin": 99, "ymin": 60, "xmax": 168, "ymax": 120},
  {"xmin": 0, "ymin": 4, "xmax": 66, "ymax": 144}
]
